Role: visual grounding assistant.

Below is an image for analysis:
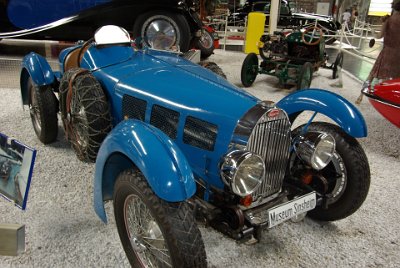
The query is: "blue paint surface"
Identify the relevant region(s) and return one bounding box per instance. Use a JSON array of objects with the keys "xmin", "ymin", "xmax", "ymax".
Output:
[{"xmin": 7, "ymin": 0, "xmax": 111, "ymax": 28}]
